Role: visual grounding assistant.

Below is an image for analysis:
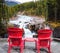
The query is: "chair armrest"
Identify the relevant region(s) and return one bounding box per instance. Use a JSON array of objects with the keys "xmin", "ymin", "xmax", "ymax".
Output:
[{"xmin": 7, "ymin": 38, "xmax": 10, "ymax": 42}]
